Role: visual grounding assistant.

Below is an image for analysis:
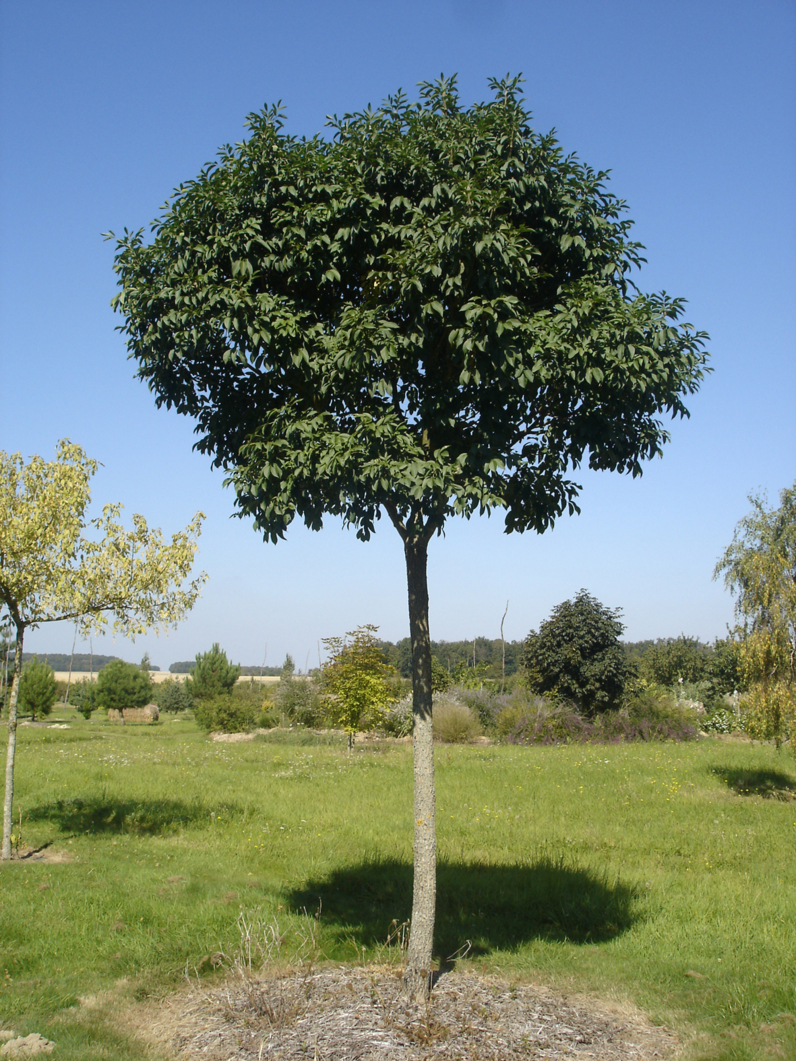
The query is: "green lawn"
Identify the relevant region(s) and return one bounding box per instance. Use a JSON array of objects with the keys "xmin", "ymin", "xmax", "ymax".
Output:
[{"xmin": 1, "ymin": 712, "xmax": 795, "ymax": 1060}]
